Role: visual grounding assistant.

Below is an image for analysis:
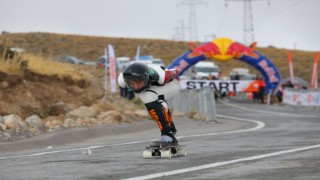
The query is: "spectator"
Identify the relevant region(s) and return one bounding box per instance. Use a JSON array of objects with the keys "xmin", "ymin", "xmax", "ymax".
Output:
[
  {"xmin": 253, "ymin": 75, "xmax": 260, "ymax": 102},
  {"xmin": 258, "ymin": 77, "xmax": 265, "ymax": 104},
  {"xmin": 276, "ymin": 88, "xmax": 283, "ymax": 103},
  {"xmin": 284, "ymin": 81, "xmax": 294, "ymax": 89},
  {"xmin": 120, "ymin": 86, "xmax": 128, "ymax": 98},
  {"xmin": 234, "ymin": 72, "xmax": 240, "ymax": 80},
  {"xmin": 127, "ymin": 88, "xmax": 135, "ymax": 100},
  {"xmin": 208, "ymin": 73, "xmax": 214, "ymax": 80}
]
